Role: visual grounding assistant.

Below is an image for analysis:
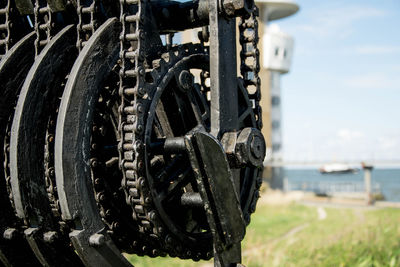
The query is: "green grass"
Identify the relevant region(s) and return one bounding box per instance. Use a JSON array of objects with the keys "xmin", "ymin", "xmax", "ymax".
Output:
[{"xmin": 126, "ymin": 201, "xmax": 400, "ymax": 267}]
